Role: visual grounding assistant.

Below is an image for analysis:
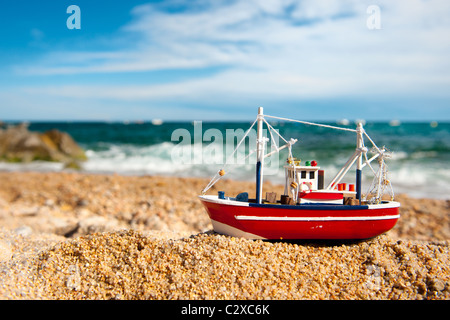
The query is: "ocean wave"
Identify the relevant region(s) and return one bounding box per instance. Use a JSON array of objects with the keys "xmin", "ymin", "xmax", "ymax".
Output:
[
  {"xmin": 389, "ymin": 150, "xmax": 439, "ymax": 161},
  {"xmin": 1, "ymin": 140, "xmax": 449, "ymax": 199},
  {"xmin": 81, "ymin": 142, "xmax": 450, "ymax": 199}
]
